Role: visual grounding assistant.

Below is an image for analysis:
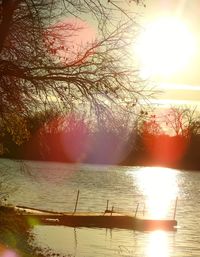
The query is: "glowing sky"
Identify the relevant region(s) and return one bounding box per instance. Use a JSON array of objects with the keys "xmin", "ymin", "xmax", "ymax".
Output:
[{"xmin": 136, "ymin": 0, "xmax": 200, "ymax": 105}]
